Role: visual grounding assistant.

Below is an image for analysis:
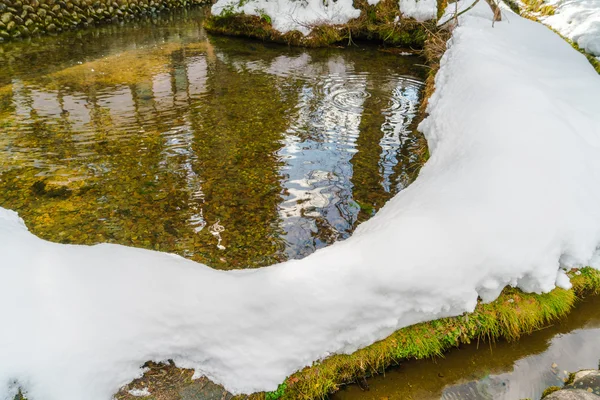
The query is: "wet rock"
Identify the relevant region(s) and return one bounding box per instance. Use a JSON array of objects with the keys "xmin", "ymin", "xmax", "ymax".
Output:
[
  {"xmin": 567, "ymin": 370, "xmax": 600, "ymax": 396},
  {"xmin": 544, "ymin": 389, "xmax": 600, "ymax": 400},
  {"xmin": 0, "ymin": 0, "xmax": 209, "ymax": 41},
  {"xmin": 179, "ymin": 380, "xmax": 234, "ymax": 400},
  {"xmin": 1, "ymin": 12, "xmax": 11, "ymax": 24}
]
